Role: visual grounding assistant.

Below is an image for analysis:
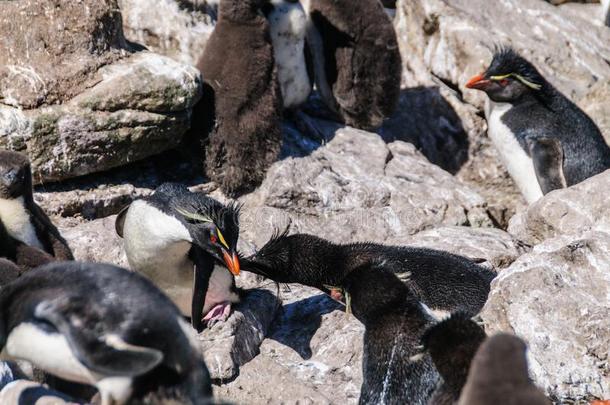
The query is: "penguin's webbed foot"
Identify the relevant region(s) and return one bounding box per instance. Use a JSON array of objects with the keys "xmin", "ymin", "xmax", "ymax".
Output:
[{"xmin": 202, "ymin": 302, "xmax": 232, "ymax": 327}]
